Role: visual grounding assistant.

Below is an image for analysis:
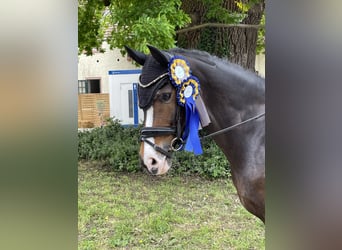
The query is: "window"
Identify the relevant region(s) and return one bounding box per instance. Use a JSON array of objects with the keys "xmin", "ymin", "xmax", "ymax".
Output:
[
  {"xmin": 78, "ymin": 79, "xmax": 100, "ymax": 94},
  {"xmin": 78, "ymin": 80, "xmax": 88, "ymax": 93},
  {"xmin": 128, "ymin": 89, "xmax": 133, "ymax": 118}
]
